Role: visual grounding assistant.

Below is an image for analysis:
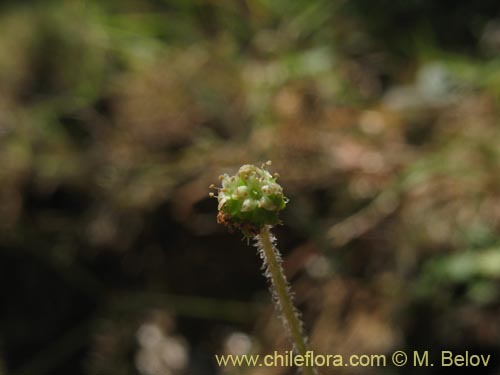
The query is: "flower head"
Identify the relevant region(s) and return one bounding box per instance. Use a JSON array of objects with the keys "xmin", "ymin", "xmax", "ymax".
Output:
[{"xmin": 210, "ymin": 162, "xmax": 288, "ymax": 236}]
